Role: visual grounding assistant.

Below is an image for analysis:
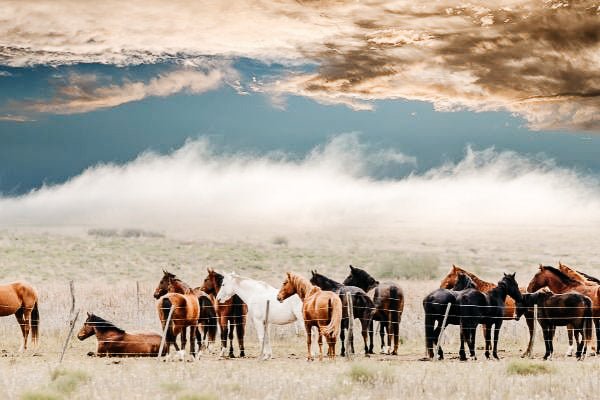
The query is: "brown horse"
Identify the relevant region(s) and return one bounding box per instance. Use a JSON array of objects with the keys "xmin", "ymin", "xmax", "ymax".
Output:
[
  {"xmin": 277, "ymin": 272, "xmax": 342, "ymax": 360},
  {"xmin": 191, "ymin": 287, "xmax": 218, "ymax": 350},
  {"xmin": 0, "ymin": 281, "xmax": 39, "ymax": 351},
  {"xmin": 153, "ymin": 271, "xmax": 200, "ymax": 357},
  {"xmin": 527, "ymin": 265, "xmax": 600, "ymax": 355},
  {"xmin": 200, "ymin": 268, "xmax": 247, "ymax": 358},
  {"xmin": 342, "ymin": 265, "xmax": 404, "ymax": 355},
  {"xmin": 77, "ymin": 312, "xmax": 162, "ymax": 357}
]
